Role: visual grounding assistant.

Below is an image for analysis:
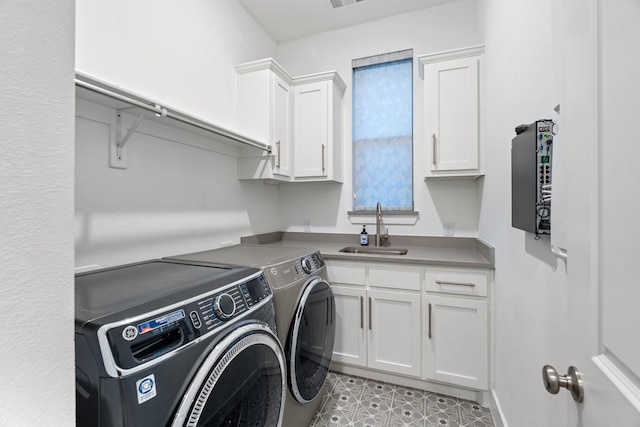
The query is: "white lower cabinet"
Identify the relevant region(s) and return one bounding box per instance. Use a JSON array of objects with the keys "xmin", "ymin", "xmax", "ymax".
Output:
[
  {"xmin": 327, "ymin": 259, "xmax": 491, "ymax": 395},
  {"xmin": 332, "ymin": 285, "xmax": 367, "ymax": 366},
  {"xmin": 367, "ymin": 289, "xmax": 421, "ymax": 377},
  {"xmin": 424, "ymin": 294, "xmax": 488, "ymax": 389},
  {"xmin": 331, "ymin": 286, "xmax": 422, "ymax": 377},
  {"xmin": 329, "ymin": 263, "xmax": 422, "ymax": 378}
]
